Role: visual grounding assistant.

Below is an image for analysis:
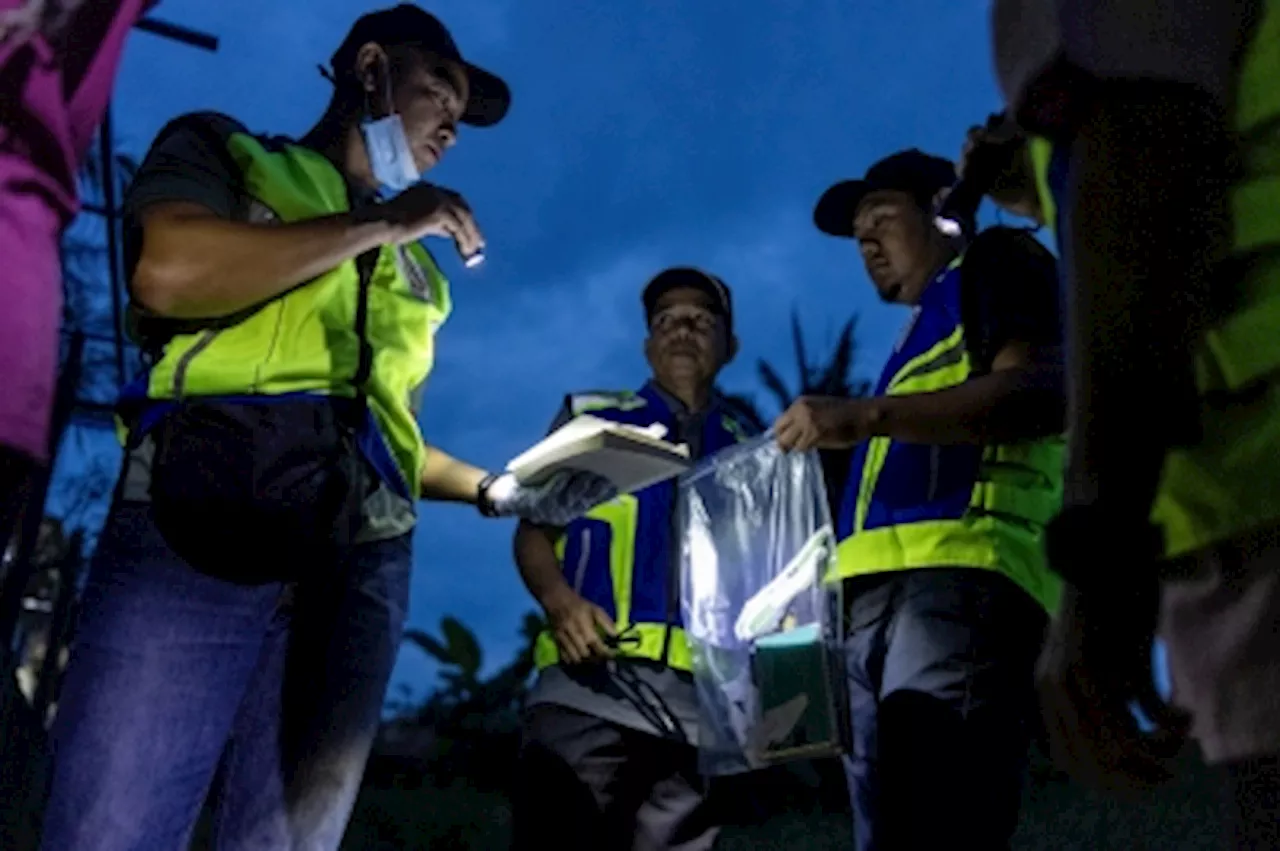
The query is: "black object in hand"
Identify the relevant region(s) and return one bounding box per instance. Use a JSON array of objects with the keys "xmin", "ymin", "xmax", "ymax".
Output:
[{"xmin": 935, "ymin": 112, "xmax": 1021, "ymax": 237}]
